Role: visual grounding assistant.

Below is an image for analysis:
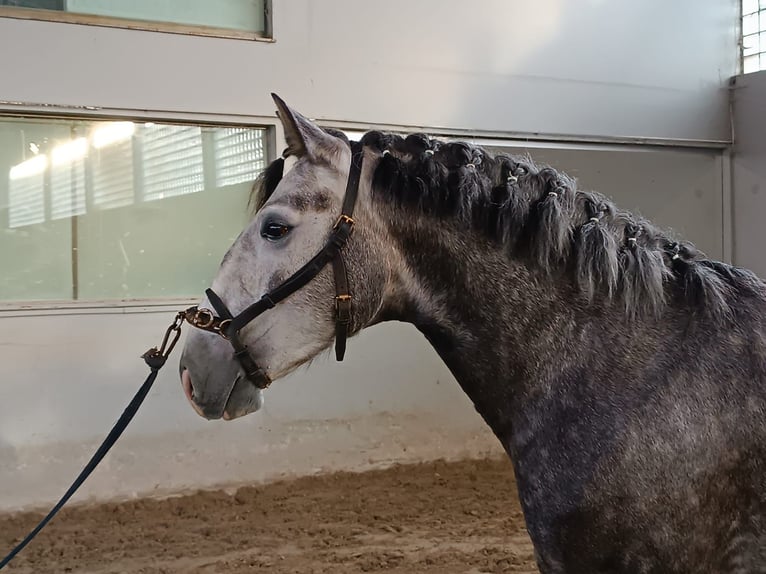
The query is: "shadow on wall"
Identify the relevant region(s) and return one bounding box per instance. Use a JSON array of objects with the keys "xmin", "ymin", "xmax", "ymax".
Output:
[{"xmin": 0, "ymin": 434, "xmax": 18, "ymax": 470}]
